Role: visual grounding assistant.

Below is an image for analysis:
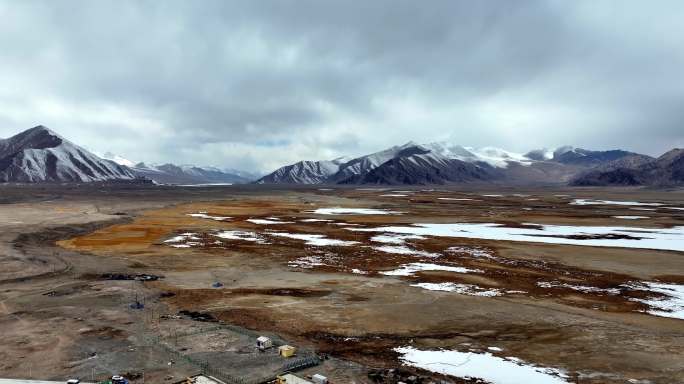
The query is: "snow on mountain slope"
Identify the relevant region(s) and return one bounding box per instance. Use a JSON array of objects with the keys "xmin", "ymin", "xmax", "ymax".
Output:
[
  {"xmin": 259, "ymin": 142, "xmax": 532, "ymax": 185},
  {"xmin": 97, "ymin": 150, "xmax": 258, "ymax": 184},
  {"xmin": 332, "ymin": 142, "xmax": 419, "ymax": 181},
  {"xmin": 551, "ymin": 146, "xmax": 638, "ymax": 166},
  {"xmin": 256, "ymin": 143, "xmax": 419, "ymax": 184},
  {"xmin": 258, "ymin": 140, "xmax": 647, "ymax": 185},
  {"xmin": 421, "ymin": 142, "xmax": 533, "ymax": 168},
  {"xmin": 256, "ymin": 157, "xmax": 349, "ymax": 184},
  {"xmin": 525, "ymin": 148, "xmax": 555, "ymax": 161},
  {"xmin": 571, "ymin": 149, "xmax": 683, "ymax": 186},
  {"xmin": 466, "ymin": 146, "xmax": 533, "ymax": 167},
  {"xmin": 341, "ymin": 151, "xmax": 498, "ymax": 185},
  {"xmin": 130, "ymin": 162, "xmax": 254, "ymax": 184},
  {"xmin": 0, "ymin": 126, "xmax": 135, "ymax": 183},
  {"xmin": 99, "ymin": 151, "xmax": 137, "ymax": 167}
]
